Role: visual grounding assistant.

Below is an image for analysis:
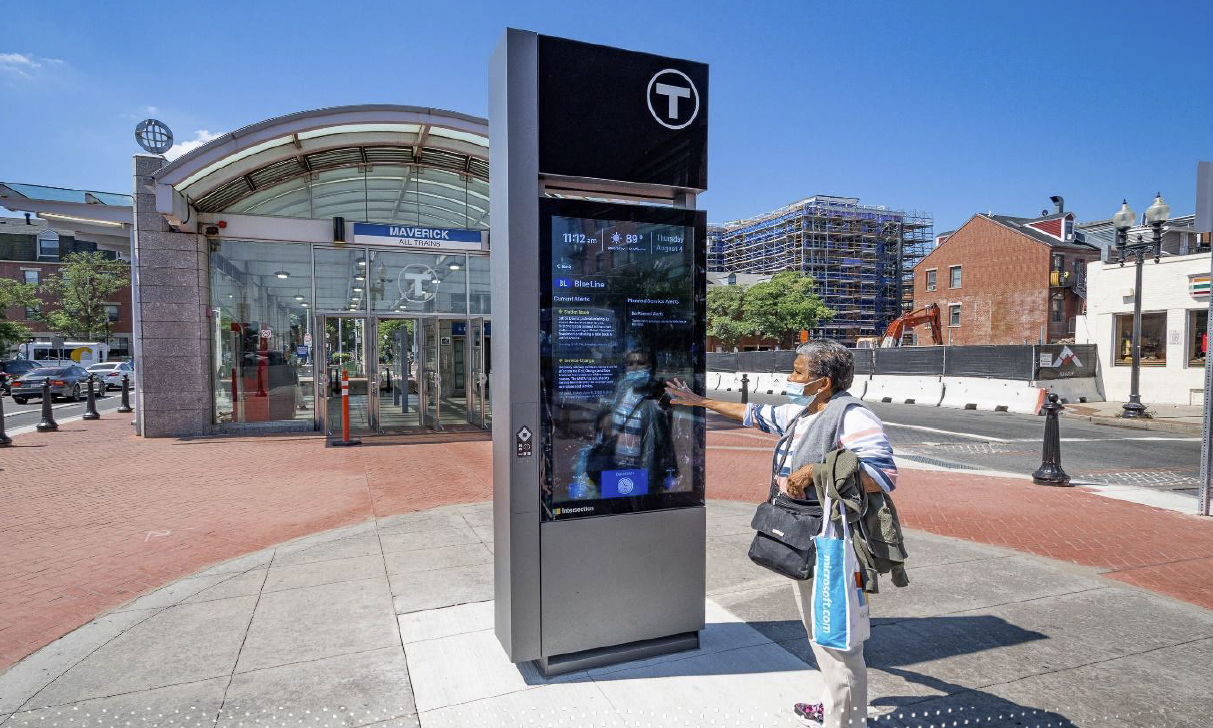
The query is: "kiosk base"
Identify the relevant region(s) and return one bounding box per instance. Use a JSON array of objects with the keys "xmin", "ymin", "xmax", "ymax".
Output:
[{"xmin": 535, "ymin": 630, "xmax": 699, "ymax": 677}]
